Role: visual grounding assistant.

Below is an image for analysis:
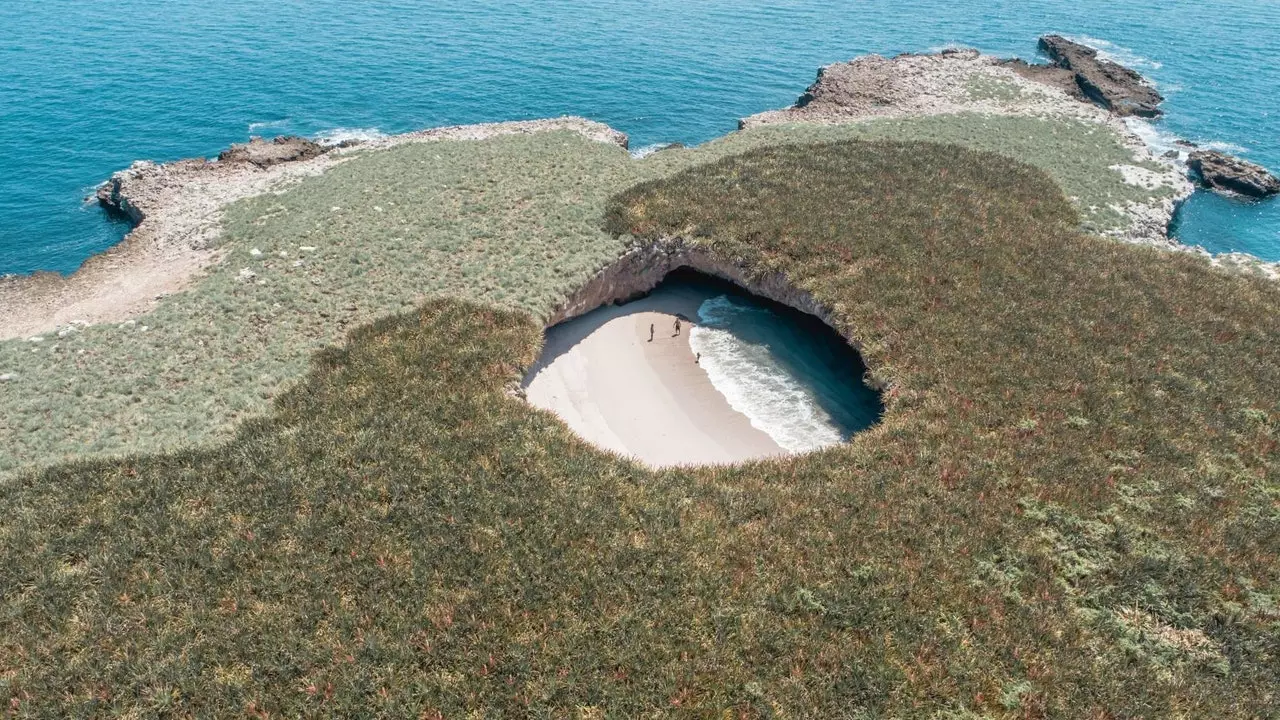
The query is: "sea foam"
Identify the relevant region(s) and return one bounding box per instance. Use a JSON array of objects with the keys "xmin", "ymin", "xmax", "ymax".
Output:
[
  {"xmin": 248, "ymin": 118, "xmax": 292, "ymax": 133},
  {"xmin": 690, "ymin": 295, "xmax": 846, "ymax": 453},
  {"xmin": 313, "ymin": 127, "xmax": 387, "ymax": 145},
  {"xmin": 1064, "ymin": 35, "xmax": 1163, "ymax": 72},
  {"xmin": 630, "ymin": 143, "xmax": 676, "ymax": 159}
]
